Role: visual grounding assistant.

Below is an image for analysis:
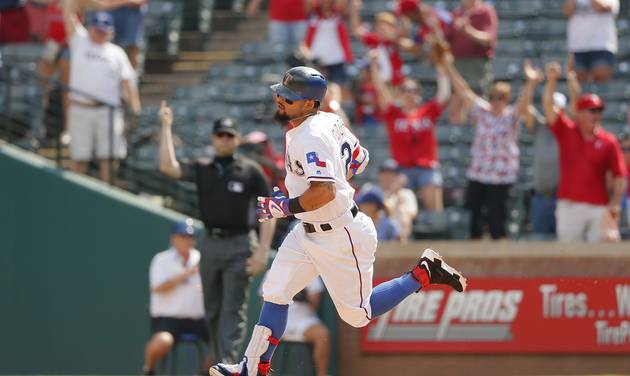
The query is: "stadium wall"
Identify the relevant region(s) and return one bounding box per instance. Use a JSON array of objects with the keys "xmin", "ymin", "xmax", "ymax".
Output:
[
  {"xmin": 339, "ymin": 241, "xmax": 630, "ymax": 375},
  {"xmin": 0, "ymin": 145, "xmax": 194, "ymax": 374}
]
